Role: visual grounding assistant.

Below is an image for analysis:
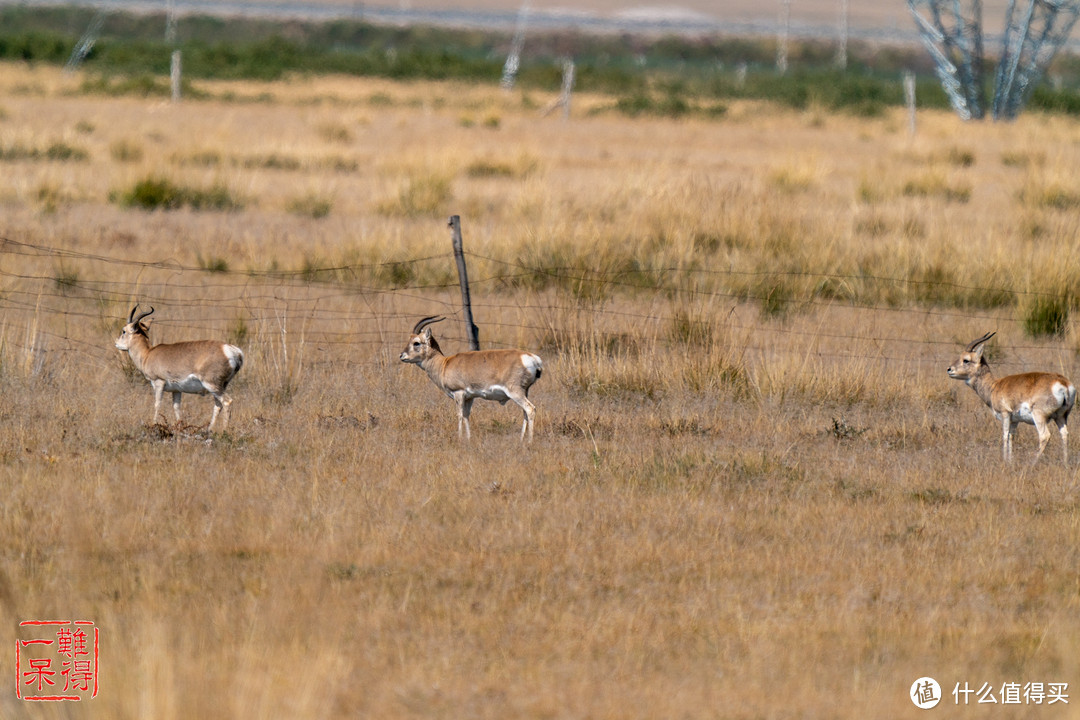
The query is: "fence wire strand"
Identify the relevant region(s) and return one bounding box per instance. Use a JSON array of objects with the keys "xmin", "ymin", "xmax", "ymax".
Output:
[{"xmin": 0, "ymin": 236, "xmax": 1075, "ymax": 371}]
